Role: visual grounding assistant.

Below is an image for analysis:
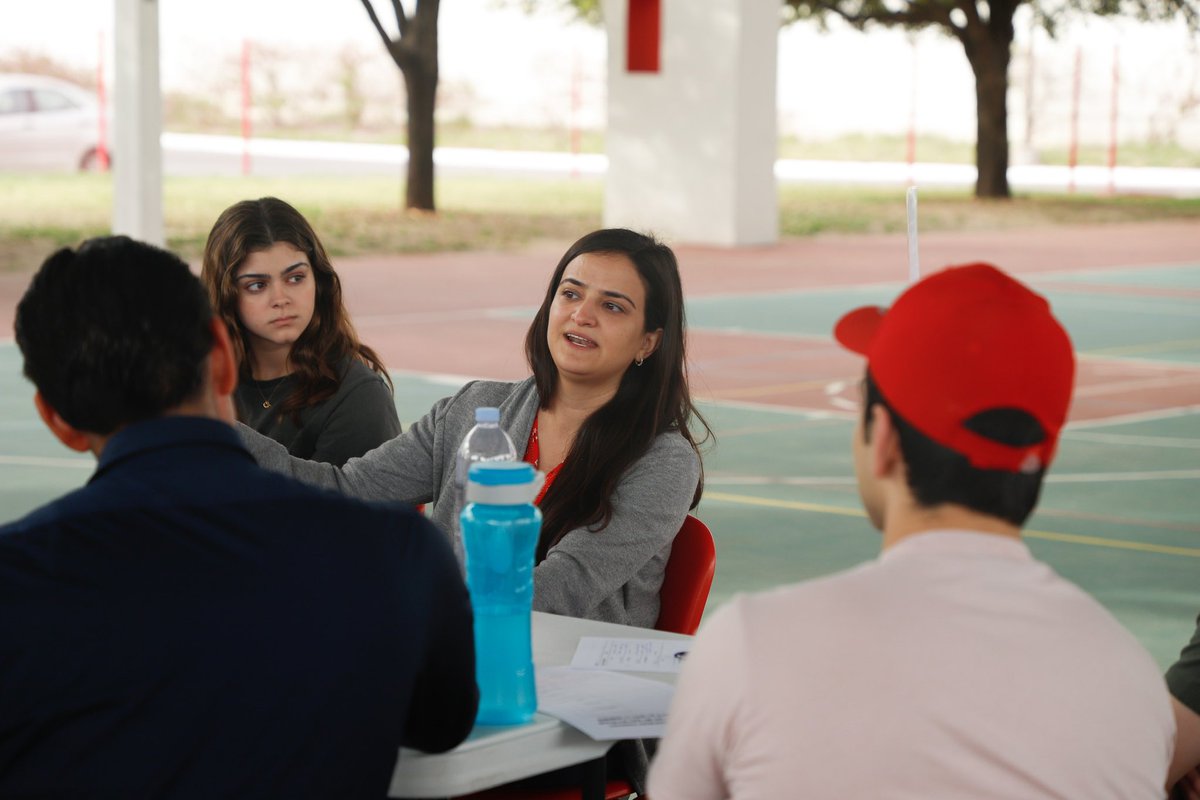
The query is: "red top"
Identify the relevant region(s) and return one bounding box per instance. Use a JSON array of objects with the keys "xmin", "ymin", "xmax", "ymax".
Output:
[{"xmin": 522, "ymin": 416, "xmax": 562, "ymax": 505}]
